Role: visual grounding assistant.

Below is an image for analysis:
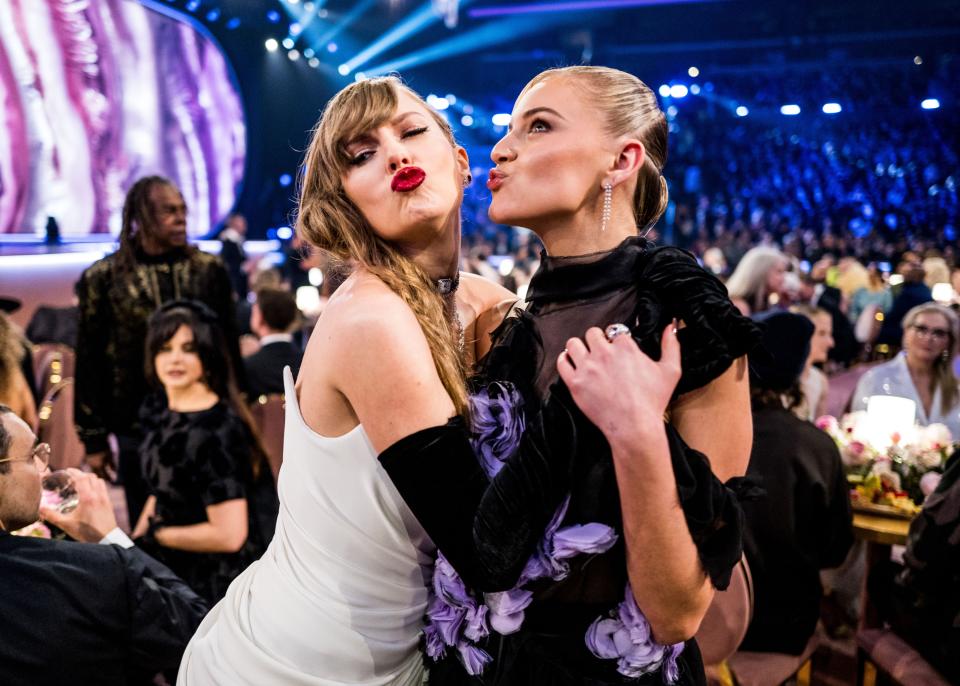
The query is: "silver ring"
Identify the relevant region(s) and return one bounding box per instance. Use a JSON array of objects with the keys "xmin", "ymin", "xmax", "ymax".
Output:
[{"xmin": 604, "ymin": 323, "xmax": 631, "ymax": 342}]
